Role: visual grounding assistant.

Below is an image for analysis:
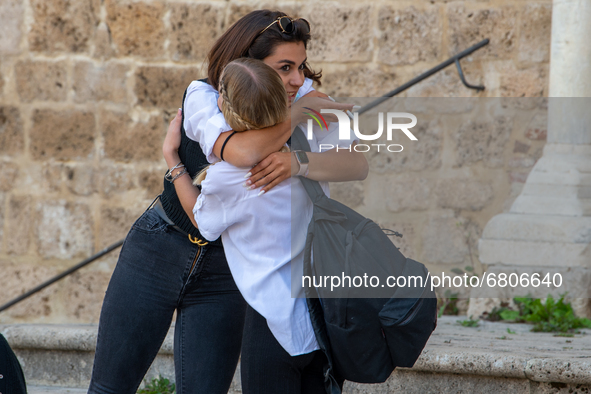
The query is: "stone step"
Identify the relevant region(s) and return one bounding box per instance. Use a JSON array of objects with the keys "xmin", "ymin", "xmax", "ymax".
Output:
[
  {"xmin": 28, "ymin": 386, "xmax": 87, "ymax": 394},
  {"xmin": 3, "ymin": 317, "xmax": 591, "ymax": 393}
]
